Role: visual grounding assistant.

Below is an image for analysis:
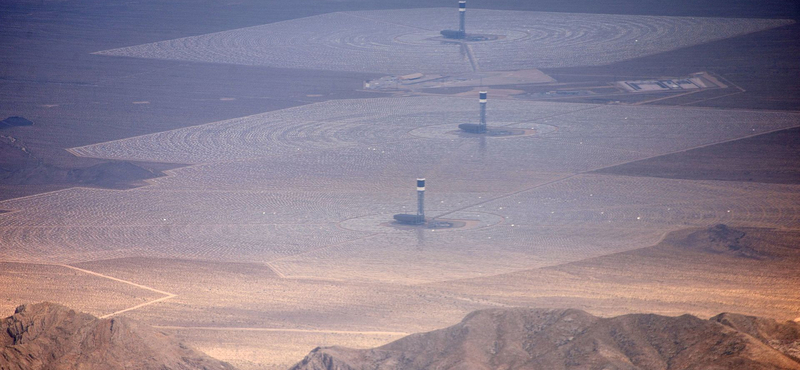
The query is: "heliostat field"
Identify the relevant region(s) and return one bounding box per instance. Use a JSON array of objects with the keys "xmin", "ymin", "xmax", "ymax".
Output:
[
  {"xmin": 3, "ymin": 4, "xmax": 800, "ymax": 368},
  {"xmin": 93, "ymin": 9, "xmax": 793, "ymax": 74},
  {"xmin": 2, "ymin": 97, "xmax": 798, "ymax": 282}
]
